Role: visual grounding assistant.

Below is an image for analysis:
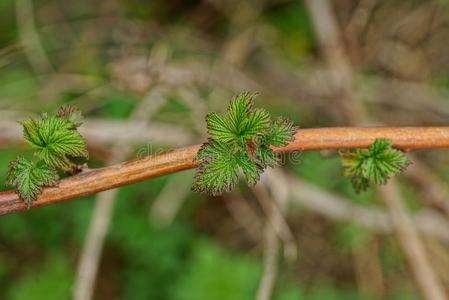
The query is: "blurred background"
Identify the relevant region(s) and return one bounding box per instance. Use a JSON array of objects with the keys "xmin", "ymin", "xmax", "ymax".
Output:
[{"xmin": 1, "ymin": 0, "xmax": 449, "ymax": 299}]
